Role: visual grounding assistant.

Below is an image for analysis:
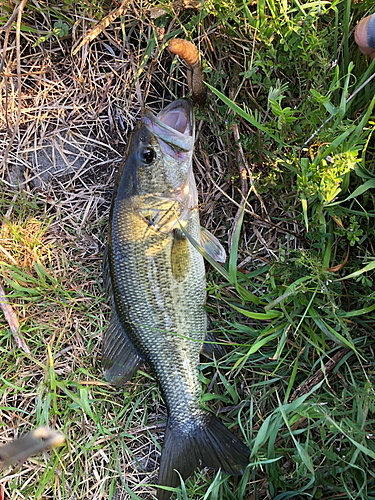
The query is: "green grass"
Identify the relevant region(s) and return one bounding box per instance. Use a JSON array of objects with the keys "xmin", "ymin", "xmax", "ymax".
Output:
[{"xmin": 1, "ymin": 0, "xmax": 375, "ymax": 498}]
